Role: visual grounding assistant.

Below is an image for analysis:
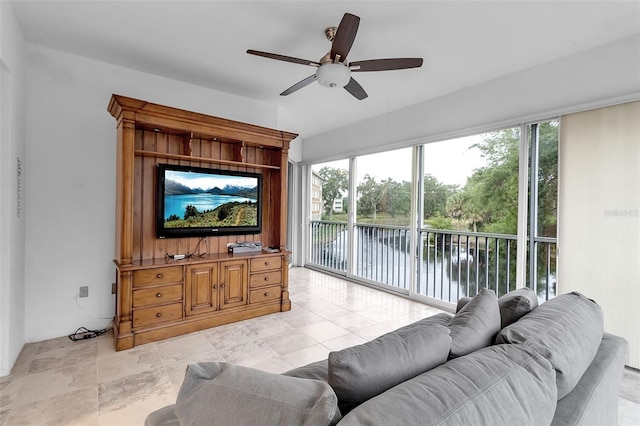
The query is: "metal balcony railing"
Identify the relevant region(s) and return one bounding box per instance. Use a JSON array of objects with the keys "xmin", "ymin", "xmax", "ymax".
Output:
[{"xmin": 308, "ymin": 221, "xmax": 556, "ymax": 303}]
